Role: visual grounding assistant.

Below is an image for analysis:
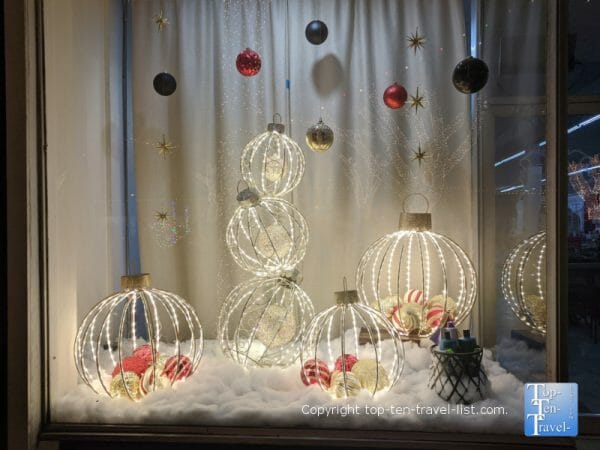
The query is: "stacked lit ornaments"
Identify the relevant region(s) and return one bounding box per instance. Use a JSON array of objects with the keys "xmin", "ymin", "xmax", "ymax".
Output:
[
  {"xmin": 356, "ymin": 197, "xmax": 477, "ymax": 339},
  {"xmin": 301, "ymin": 288, "xmax": 404, "ymax": 398},
  {"xmin": 74, "ymin": 274, "xmax": 203, "ymax": 401},
  {"xmin": 219, "ymin": 116, "xmax": 315, "ymax": 368}
]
